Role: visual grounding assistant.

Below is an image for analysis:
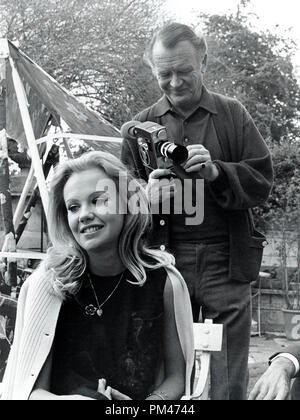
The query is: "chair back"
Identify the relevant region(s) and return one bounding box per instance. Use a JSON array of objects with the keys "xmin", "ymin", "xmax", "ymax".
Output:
[{"xmin": 186, "ymin": 320, "xmax": 223, "ymax": 400}]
